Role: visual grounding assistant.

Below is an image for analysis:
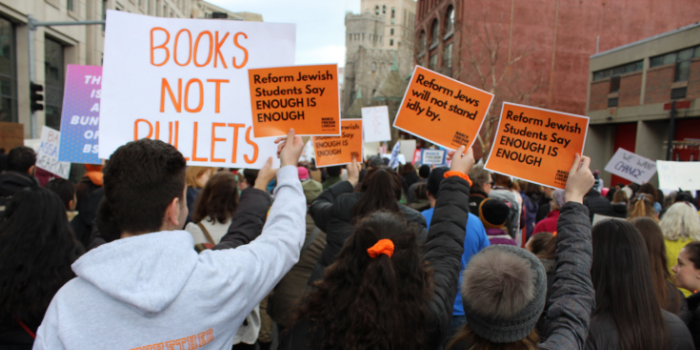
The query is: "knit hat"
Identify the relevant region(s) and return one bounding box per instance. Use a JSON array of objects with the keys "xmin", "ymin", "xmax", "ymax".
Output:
[
  {"xmin": 552, "ymin": 189, "xmax": 566, "ymax": 208},
  {"xmin": 298, "ymin": 166, "xmax": 310, "ymax": 181},
  {"xmin": 461, "ymin": 244, "xmax": 547, "ymax": 343},
  {"xmin": 301, "ymin": 179, "xmax": 322, "ymax": 205},
  {"xmin": 368, "ymin": 155, "xmax": 383, "ymax": 167},
  {"xmin": 426, "ymin": 167, "xmax": 449, "ymax": 196},
  {"xmin": 479, "ymin": 198, "xmax": 510, "ymax": 229}
]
